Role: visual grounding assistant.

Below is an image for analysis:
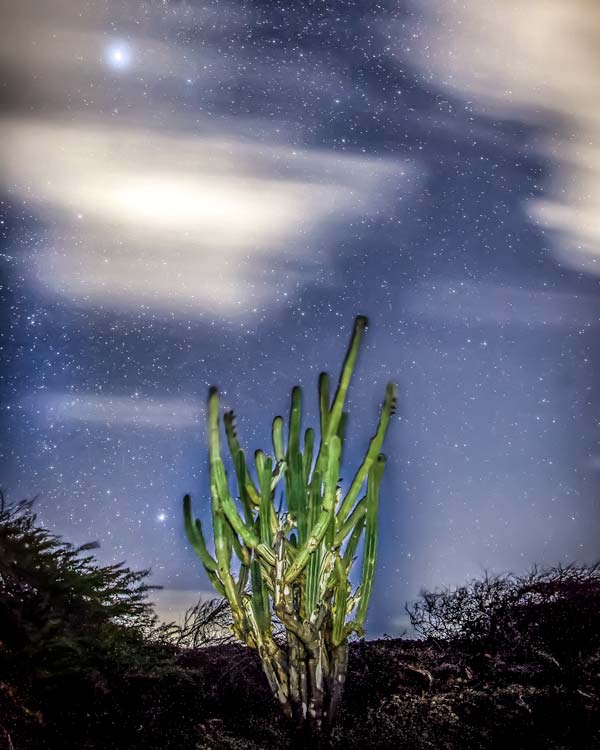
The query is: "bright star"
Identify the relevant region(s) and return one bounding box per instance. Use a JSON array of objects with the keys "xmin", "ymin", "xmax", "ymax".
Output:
[
  {"xmin": 106, "ymin": 43, "xmax": 131, "ymax": 70},
  {"xmin": 157, "ymin": 512, "xmax": 167, "ymax": 522}
]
